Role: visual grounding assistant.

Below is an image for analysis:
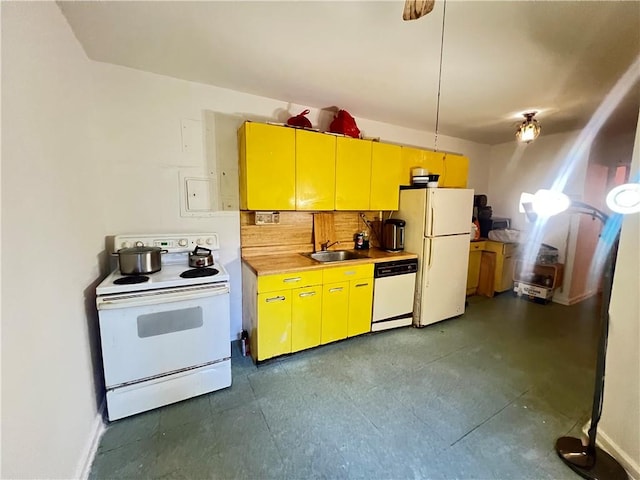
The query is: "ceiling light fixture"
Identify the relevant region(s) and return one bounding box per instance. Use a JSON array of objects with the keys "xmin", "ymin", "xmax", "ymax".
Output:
[{"xmin": 516, "ymin": 112, "xmax": 541, "ymax": 144}]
